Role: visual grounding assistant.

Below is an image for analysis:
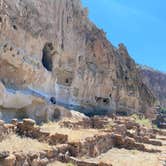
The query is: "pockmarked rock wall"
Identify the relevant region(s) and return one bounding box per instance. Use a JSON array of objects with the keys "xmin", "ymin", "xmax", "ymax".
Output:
[
  {"xmin": 139, "ymin": 66, "xmax": 166, "ymax": 108},
  {"xmin": 0, "ymin": 0, "xmax": 155, "ymax": 115}
]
